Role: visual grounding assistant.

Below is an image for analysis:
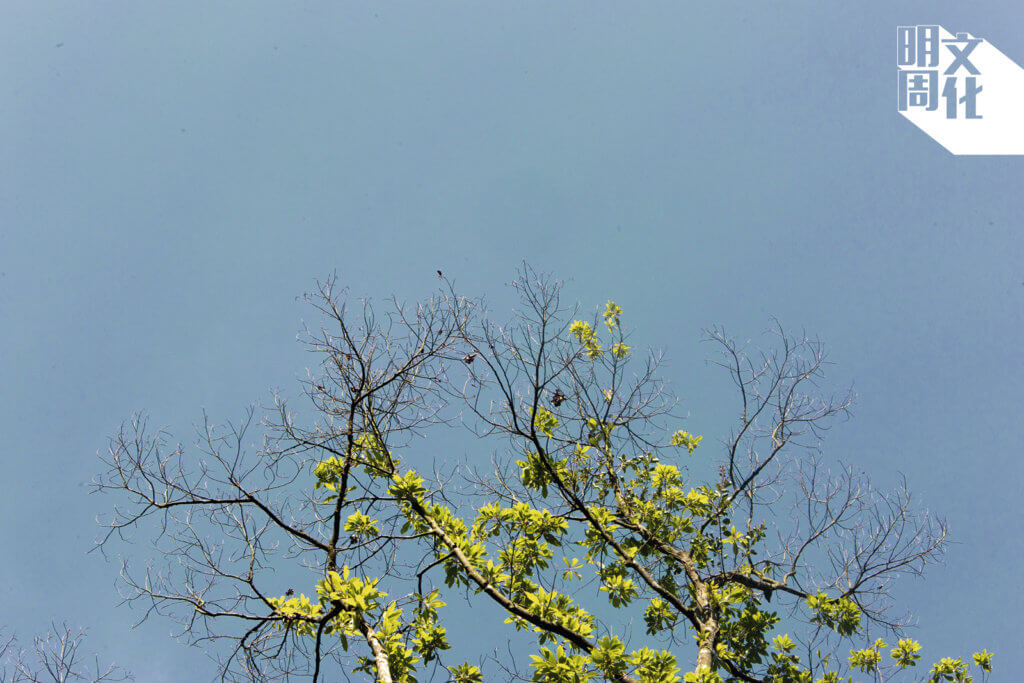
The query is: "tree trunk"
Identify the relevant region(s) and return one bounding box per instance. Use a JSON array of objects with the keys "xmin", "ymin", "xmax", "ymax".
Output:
[
  {"xmin": 358, "ymin": 618, "xmax": 393, "ymax": 683},
  {"xmin": 694, "ymin": 583, "xmax": 719, "ymax": 676}
]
